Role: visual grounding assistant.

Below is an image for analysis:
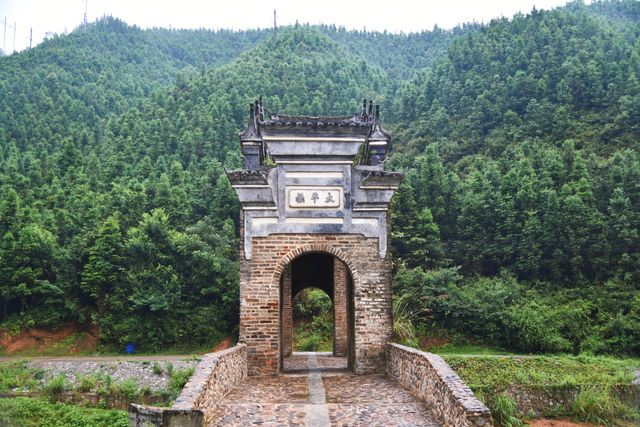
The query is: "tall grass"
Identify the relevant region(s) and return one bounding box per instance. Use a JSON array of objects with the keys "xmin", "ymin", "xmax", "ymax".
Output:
[
  {"xmin": 168, "ymin": 367, "xmax": 195, "ymax": 400},
  {"xmin": 392, "ymin": 293, "xmax": 427, "ymax": 346},
  {"xmin": 44, "ymin": 374, "xmax": 68, "ymax": 401},
  {"xmin": 490, "ymin": 393, "xmax": 524, "ymax": 427},
  {"xmin": 572, "ymin": 385, "xmax": 639, "ymax": 425}
]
